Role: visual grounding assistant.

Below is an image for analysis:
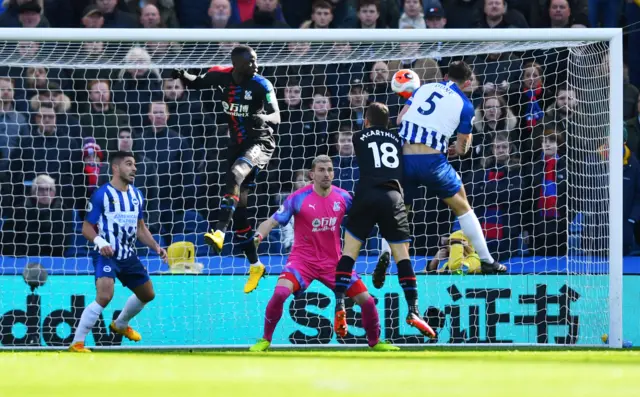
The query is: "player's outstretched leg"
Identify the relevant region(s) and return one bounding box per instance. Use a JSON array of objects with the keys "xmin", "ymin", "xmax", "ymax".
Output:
[
  {"xmin": 205, "ymin": 161, "xmax": 253, "ymax": 253},
  {"xmin": 69, "ymin": 278, "xmax": 114, "ymax": 352},
  {"xmin": 109, "ymin": 281, "xmax": 155, "ymax": 342},
  {"xmin": 250, "ymin": 281, "xmax": 293, "ymax": 352},
  {"xmin": 443, "ymin": 189, "xmax": 507, "ymax": 275},
  {"xmin": 232, "ymin": 201, "xmax": 266, "ymax": 294}
]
